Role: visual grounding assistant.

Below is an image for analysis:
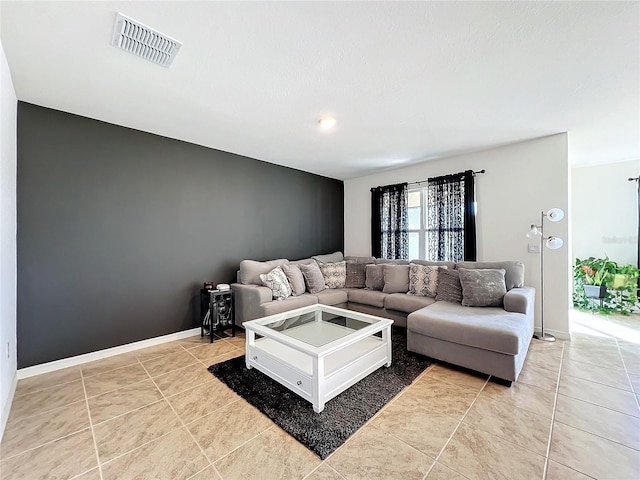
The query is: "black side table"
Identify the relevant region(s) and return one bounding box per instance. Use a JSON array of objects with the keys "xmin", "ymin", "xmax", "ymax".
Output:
[{"xmin": 200, "ymin": 288, "xmax": 235, "ymax": 343}]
